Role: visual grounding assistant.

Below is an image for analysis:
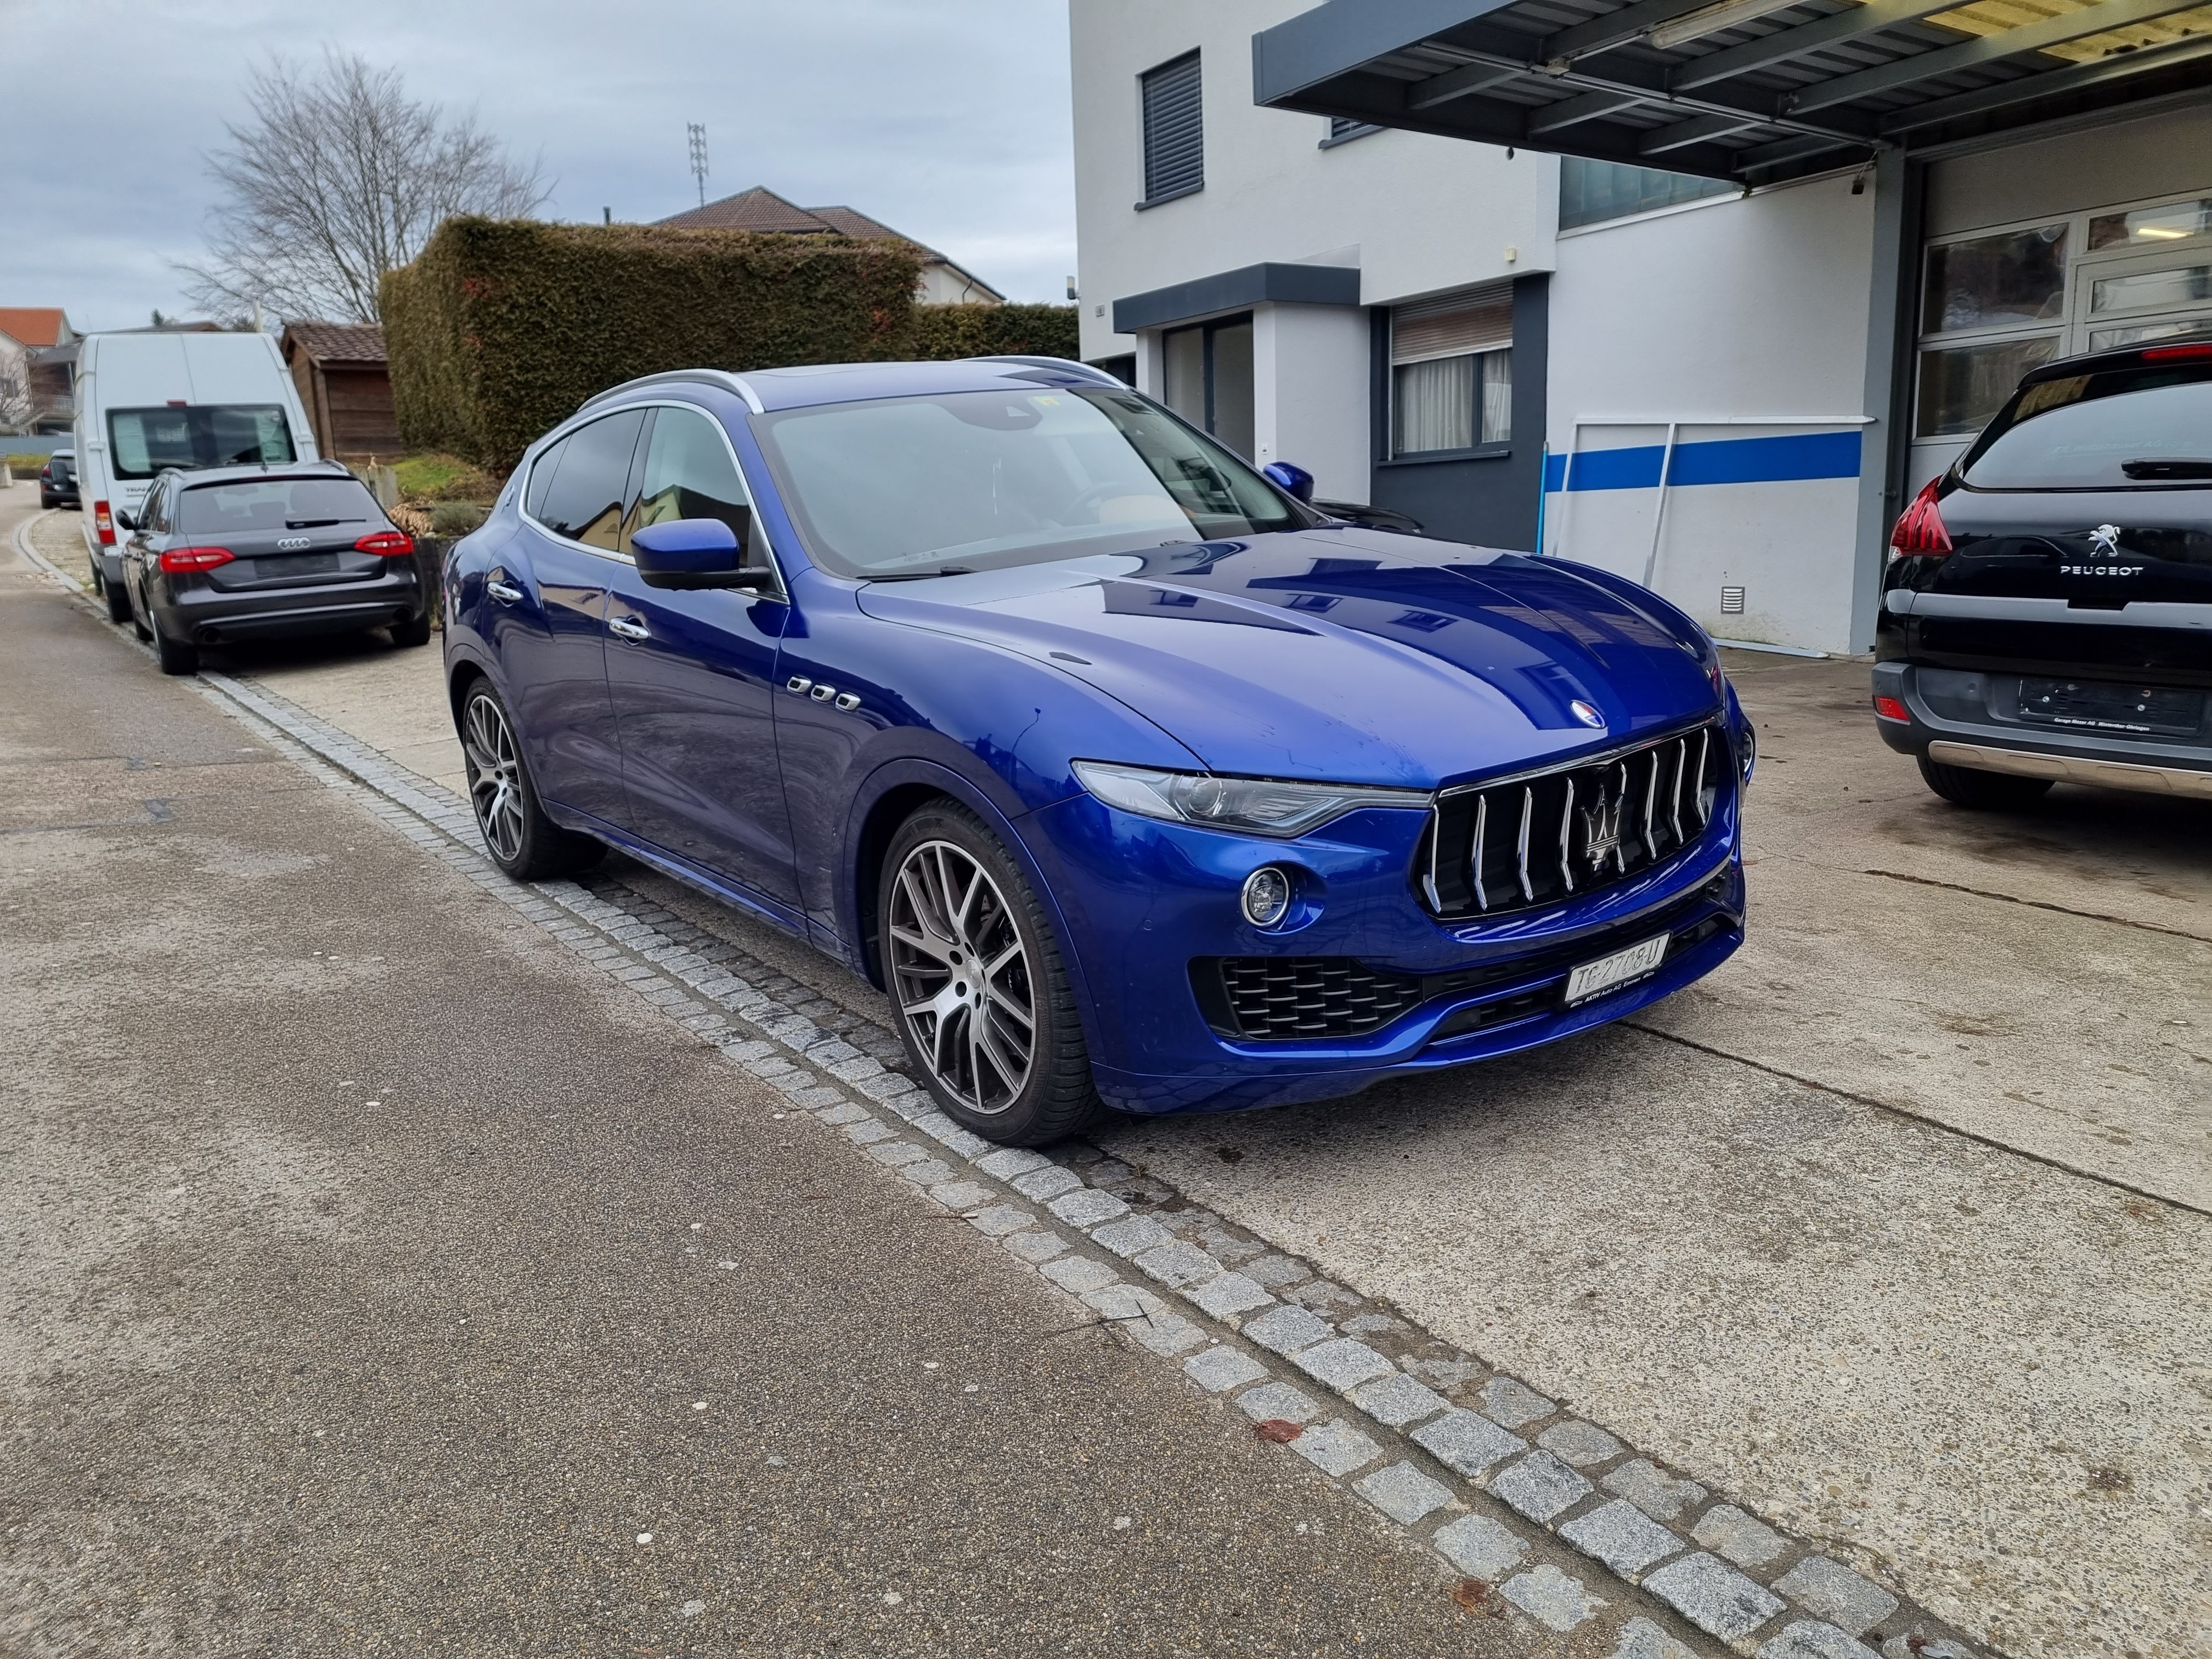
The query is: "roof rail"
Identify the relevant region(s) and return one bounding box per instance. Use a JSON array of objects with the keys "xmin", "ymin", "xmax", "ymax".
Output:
[
  {"xmin": 965, "ymin": 354, "xmax": 1125, "ymax": 386},
  {"xmin": 578, "ymin": 368, "xmax": 764, "ymax": 415}
]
